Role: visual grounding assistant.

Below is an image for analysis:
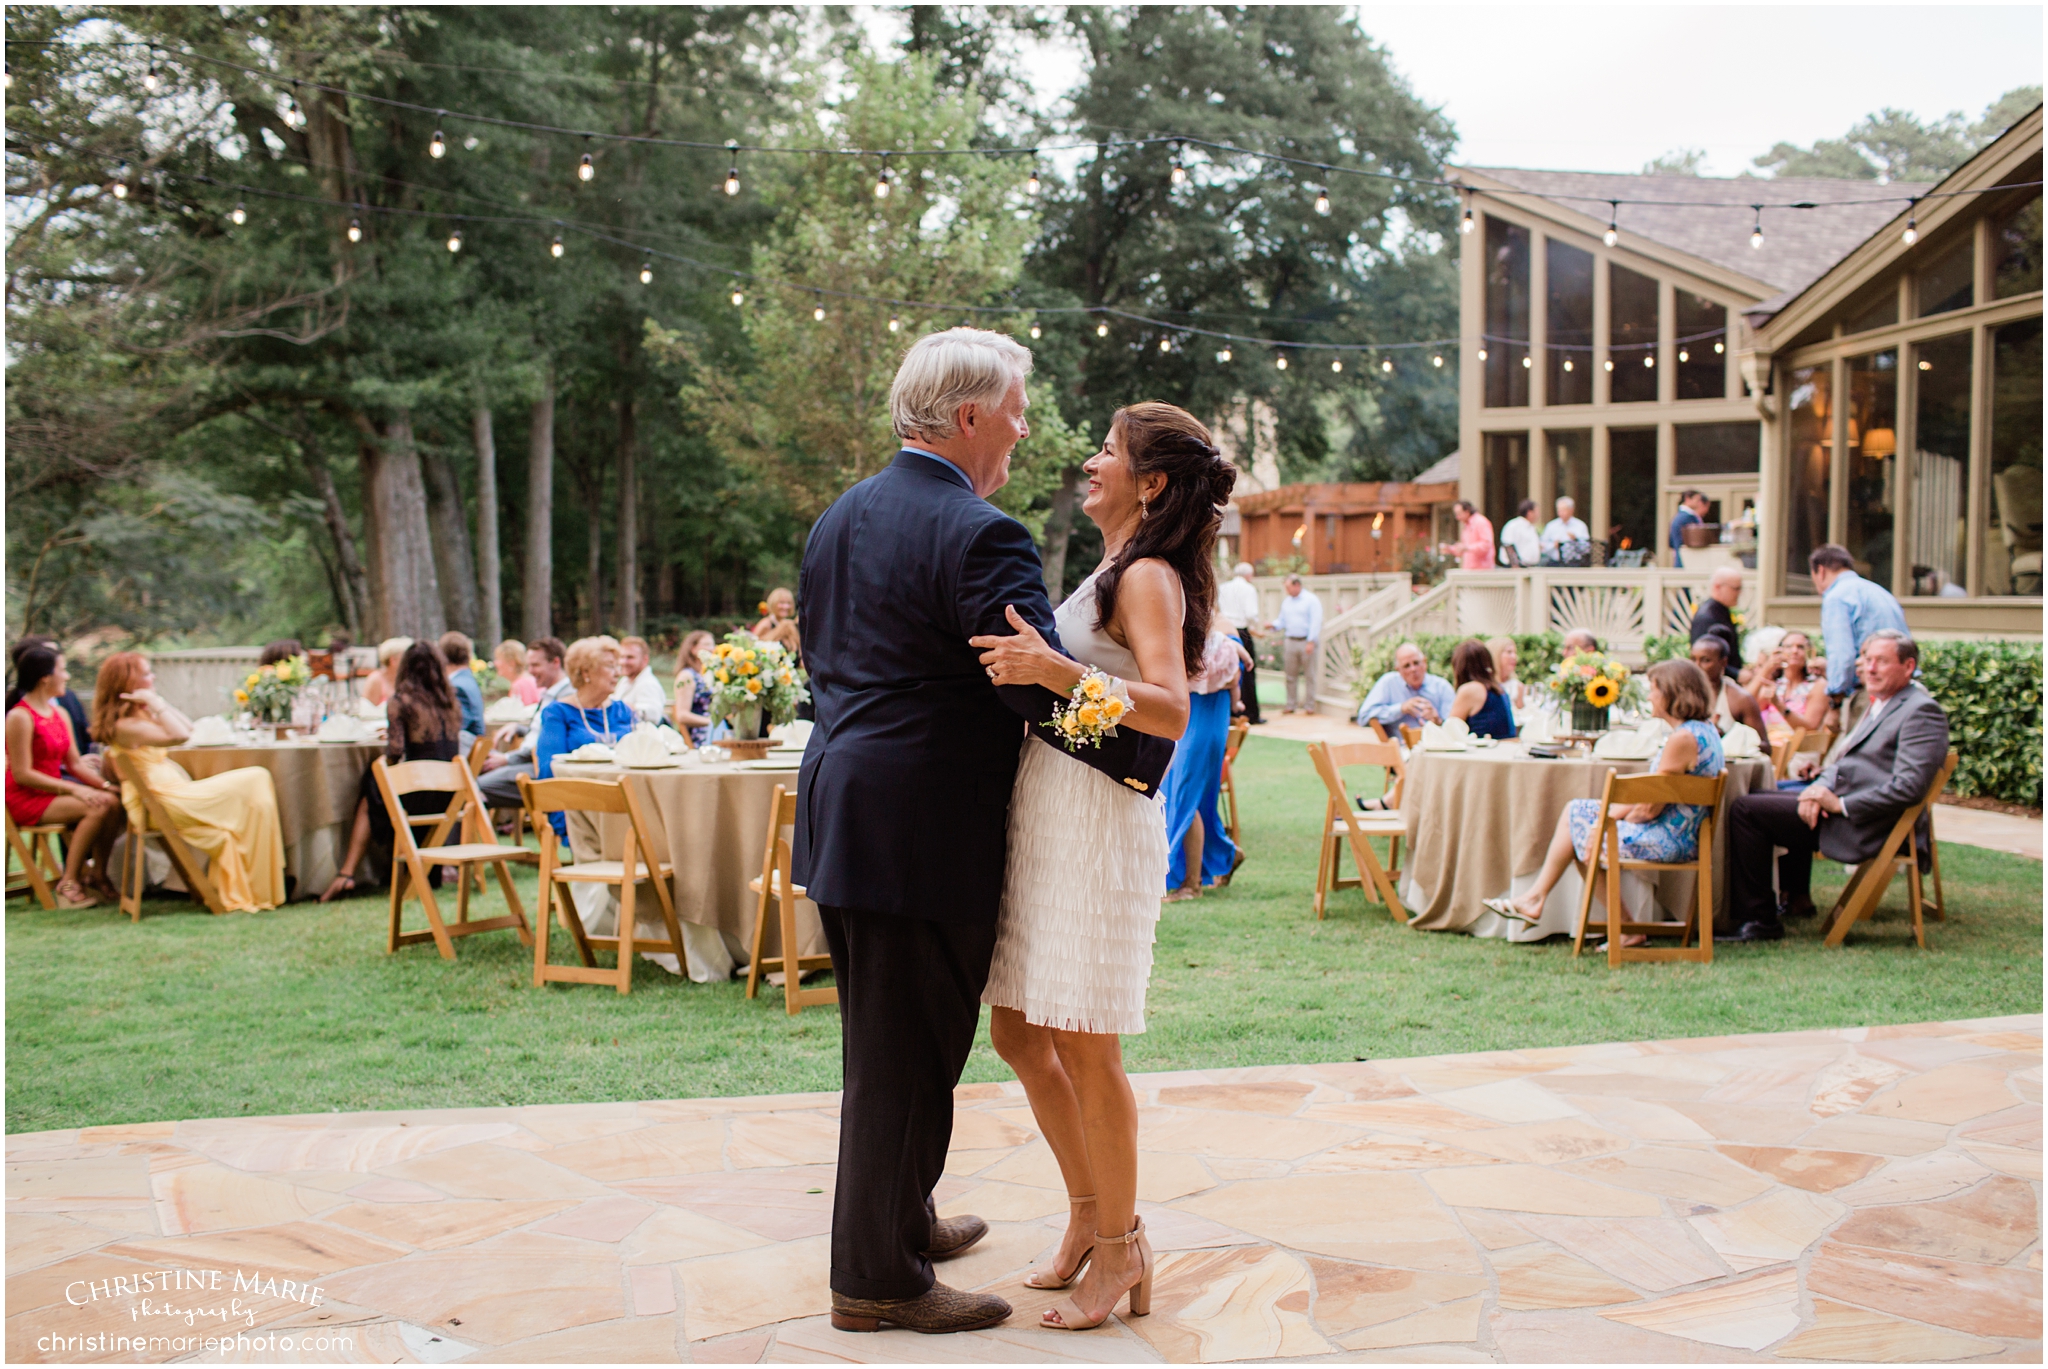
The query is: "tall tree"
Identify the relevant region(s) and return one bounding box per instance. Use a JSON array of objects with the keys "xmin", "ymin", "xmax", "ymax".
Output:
[{"xmin": 1753, "ymin": 86, "xmax": 2043, "ymax": 181}]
